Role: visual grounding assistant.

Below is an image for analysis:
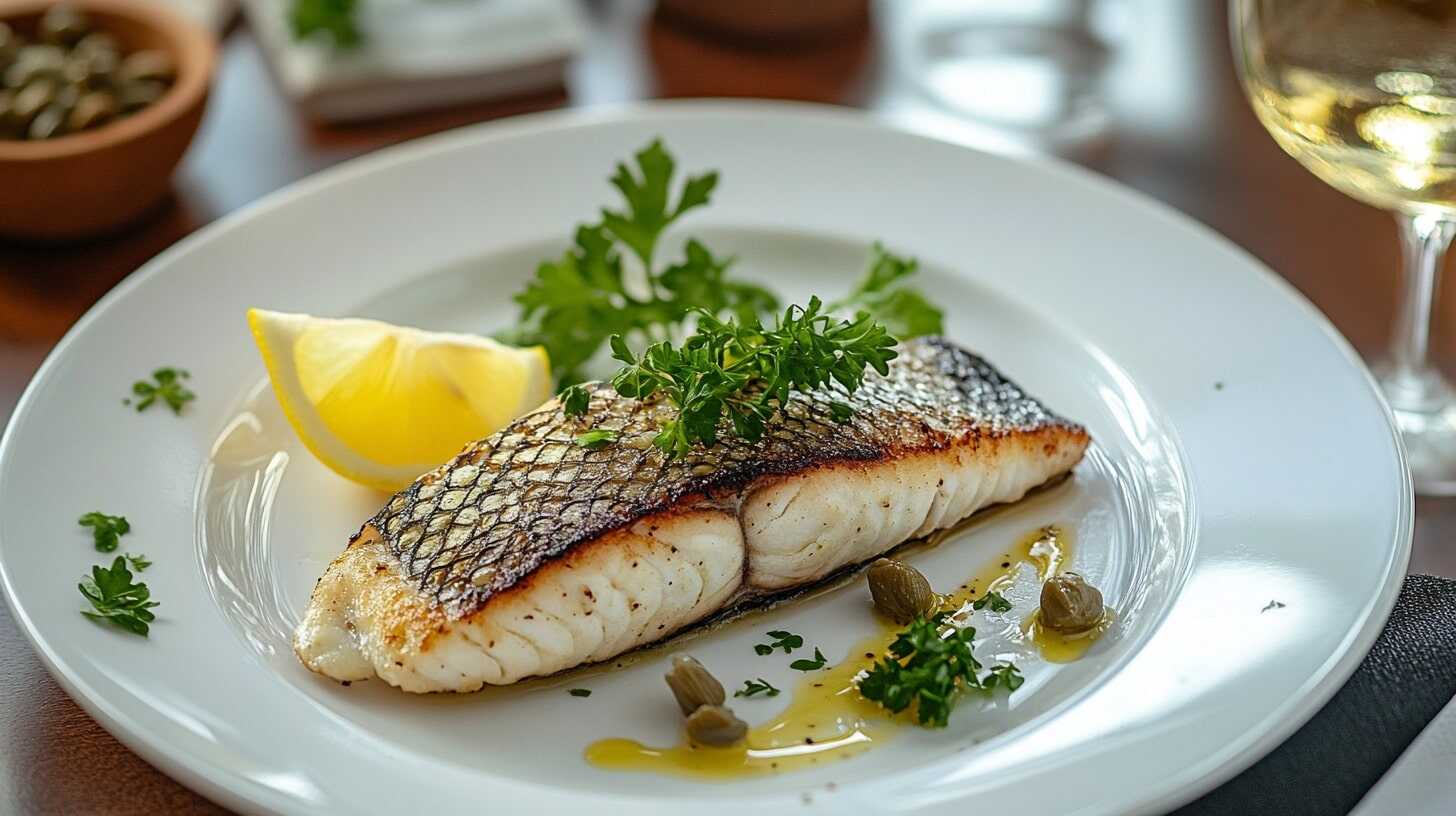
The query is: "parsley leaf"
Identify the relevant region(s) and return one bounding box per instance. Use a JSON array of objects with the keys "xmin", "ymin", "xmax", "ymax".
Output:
[
  {"xmin": 78, "ymin": 556, "xmax": 159, "ymax": 636},
  {"xmin": 789, "ymin": 647, "xmax": 827, "ymax": 672},
  {"xmin": 755, "ymin": 630, "xmax": 803, "ymax": 655},
  {"xmin": 561, "ymin": 384, "xmax": 591, "ymax": 416},
  {"xmin": 78, "ymin": 512, "xmax": 130, "ymax": 553},
  {"xmin": 131, "ymin": 368, "xmax": 195, "ymax": 415},
  {"xmin": 505, "ymin": 142, "xmax": 780, "ymax": 388},
  {"xmin": 856, "ymin": 612, "xmax": 1024, "ymax": 728},
  {"xmin": 289, "ymin": 0, "xmax": 360, "ymax": 47},
  {"xmin": 599, "ymin": 299, "xmax": 897, "ymax": 458},
  {"xmin": 983, "ymin": 662, "xmax": 1025, "ymax": 693},
  {"xmin": 124, "ymin": 553, "xmax": 152, "ymax": 572},
  {"xmin": 568, "ymin": 688, "xmax": 592, "ymax": 697},
  {"xmin": 574, "ymin": 429, "xmax": 620, "ymax": 450},
  {"xmin": 972, "ymin": 591, "xmax": 1013, "ymax": 613},
  {"xmin": 658, "ymin": 239, "xmax": 779, "ymax": 325},
  {"xmin": 828, "ymin": 243, "xmax": 944, "ymax": 339},
  {"xmin": 734, "ymin": 678, "xmax": 781, "ymax": 698},
  {"xmin": 601, "ymin": 140, "xmax": 718, "ymax": 271}
]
